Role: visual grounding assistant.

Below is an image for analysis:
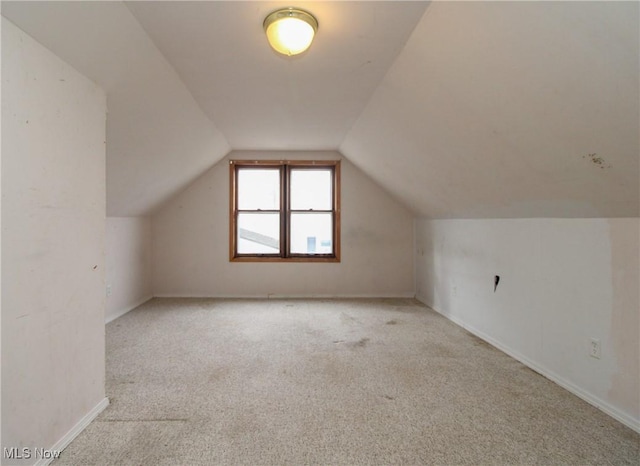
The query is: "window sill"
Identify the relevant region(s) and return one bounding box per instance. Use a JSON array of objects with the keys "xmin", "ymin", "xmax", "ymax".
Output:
[{"xmin": 230, "ymin": 256, "xmax": 340, "ymax": 263}]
